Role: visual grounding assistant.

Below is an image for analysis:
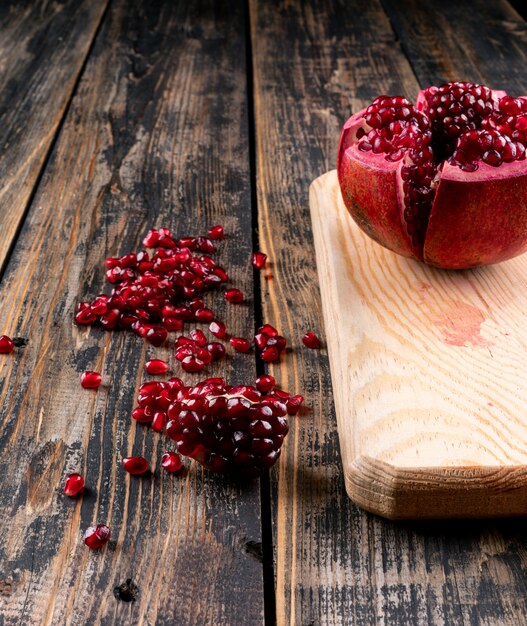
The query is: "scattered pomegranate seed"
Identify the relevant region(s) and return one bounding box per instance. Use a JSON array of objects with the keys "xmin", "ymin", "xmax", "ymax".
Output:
[
  {"xmin": 258, "ymin": 324, "xmax": 278, "ymax": 337},
  {"xmin": 63, "ymin": 473, "xmax": 85, "ymax": 497},
  {"xmin": 252, "ymin": 252, "xmax": 267, "ymax": 269},
  {"xmin": 230, "ymin": 337, "xmax": 251, "ymax": 353},
  {"xmin": 122, "ymin": 456, "xmax": 149, "ymax": 475},
  {"xmin": 207, "ymin": 342, "xmax": 226, "ymax": 361},
  {"xmin": 151, "ymin": 411, "xmax": 167, "ymax": 432},
  {"xmin": 255, "ymin": 375, "xmax": 276, "ymax": 392},
  {"xmin": 286, "ymin": 394, "xmax": 304, "ymax": 415},
  {"xmin": 181, "ymin": 355, "xmax": 205, "ymax": 372},
  {"xmin": 224, "ymin": 288, "xmax": 245, "ymax": 304},
  {"xmin": 302, "ymin": 331, "xmax": 320, "ymax": 349},
  {"xmin": 84, "ymin": 524, "xmax": 111, "ymax": 549},
  {"xmin": 190, "ymin": 329, "xmax": 208, "ymax": 346},
  {"xmin": 208, "ymin": 225, "xmax": 224, "ymax": 240},
  {"xmin": 146, "ymin": 327, "xmax": 168, "ymax": 347},
  {"xmin": 145, "ymin": 359, "xmax": 169, "ymax": 375},
  {"xmin": 81, "ymin": 371, "xmax": 102, "ymax": 389},
  {"xmin": 209, "ymin": 320, "xmax": 226, "ymax": 339},
  {"xmin": 161, "ymin": 451, "xmax": 183, "ymax": 473},
  {"xmin": 261, "ymin": 346, "xmax": 280, "ymax": 362},
  {"xmin": 194, "ymin": 308, "xmax": 215, "ymax": 323},
  {"xmin": 0, "ymin": 335, "xmax": 14, "ymax": 354}
]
